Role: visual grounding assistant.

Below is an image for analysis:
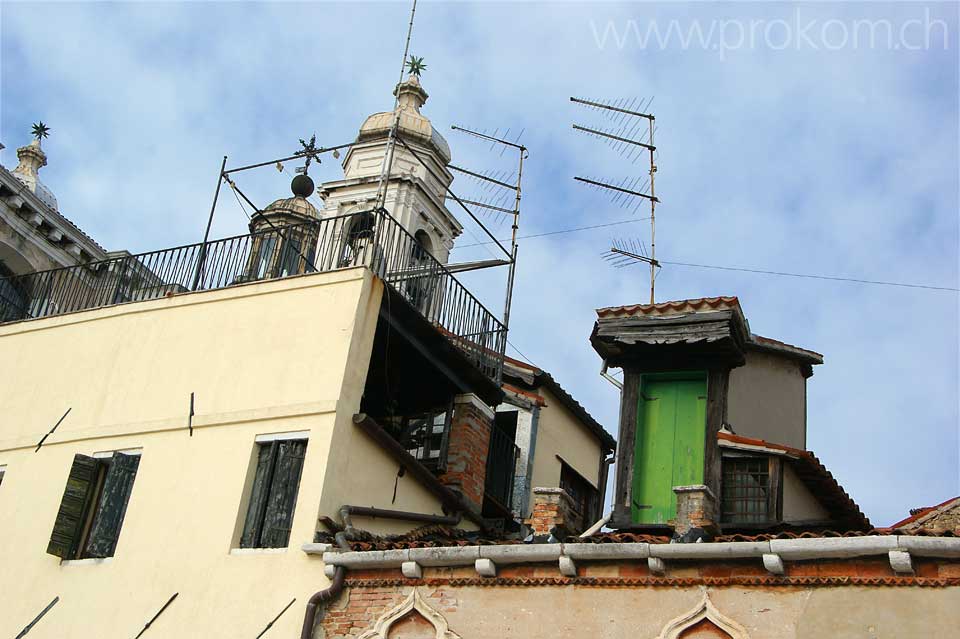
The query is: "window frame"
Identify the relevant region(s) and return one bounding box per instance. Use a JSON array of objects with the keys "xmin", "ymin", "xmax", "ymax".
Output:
[
  {"xmin": 557, "ymin": 457, "xmax": 600, "ymax": 525},
  {"xmin": 46, "ymin": 450, "xmax": 142, "ymax": 561},
  {"xmin": 238, "ymin": 434, "xmax": 309, "ymax": 550},
  {"xmin": 720, "ymin": 453, "xmax": 782, "ymax": 526}
]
